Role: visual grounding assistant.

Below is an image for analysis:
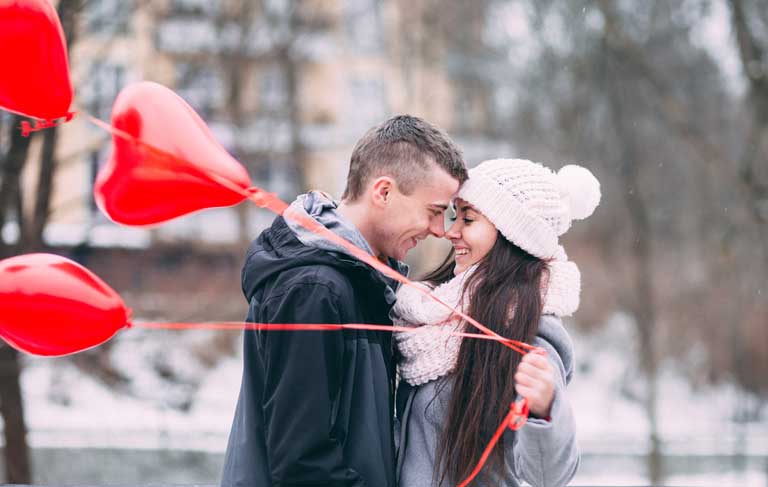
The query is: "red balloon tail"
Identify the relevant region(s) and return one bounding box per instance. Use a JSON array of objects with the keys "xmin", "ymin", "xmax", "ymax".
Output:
[
  {"xmin": 133, "ymin": 321, "xmax": 530, "ymax": 350},
  {"xmin": 19, "ymin": 111, "xmax": 76, "ymax": 137},
  {"xmin": 133, "ymin": 319, "xmax": 533, "ymax": 487},
  {"xmin": 82, "ymin": 109, "xmax": 537, "ymax": 355},
  {"xmin": 456, "ymin": 400, "xmax": 529, "ymax": 487},
  {"xmin": 279, "ymin": 202, "xmax": 531, "ymax": 353}
]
